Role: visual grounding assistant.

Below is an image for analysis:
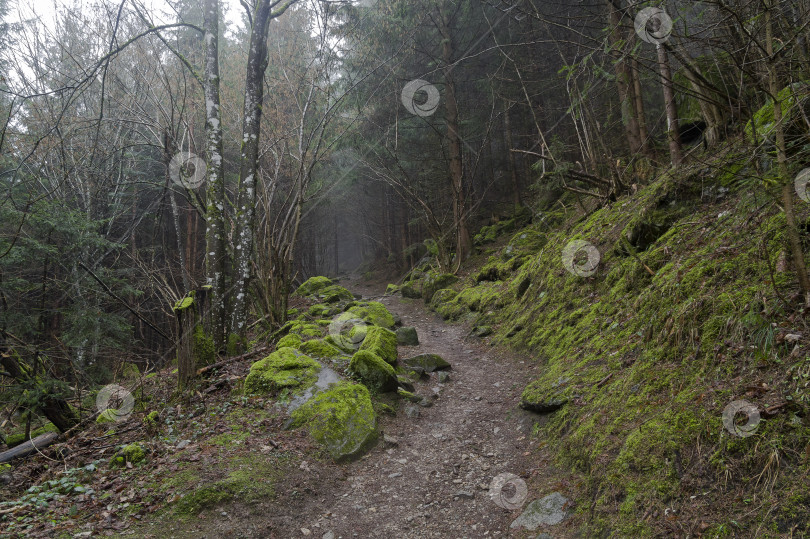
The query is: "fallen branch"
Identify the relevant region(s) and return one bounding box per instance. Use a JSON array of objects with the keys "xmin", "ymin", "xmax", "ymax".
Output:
[
  {"xmin": 196, "ymin": 346, "xmax": 270, "ymax": 375},
  {"xmin": 0, "ymin": 432, "xmax": 59, "ymax": 464}
]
